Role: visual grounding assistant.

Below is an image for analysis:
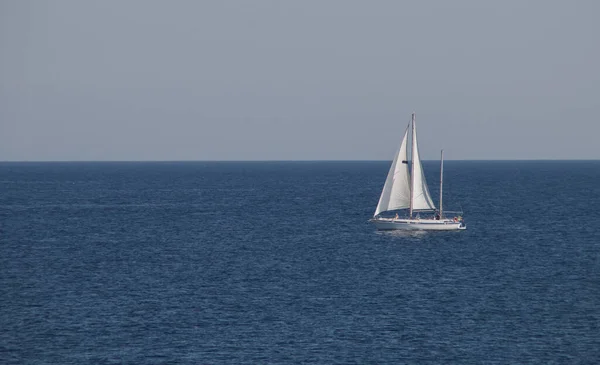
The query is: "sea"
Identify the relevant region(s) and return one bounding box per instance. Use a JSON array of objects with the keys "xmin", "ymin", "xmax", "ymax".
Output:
[{"xmin": 1, "ymin": 160, "xmax": 599, "ymax": 364}]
